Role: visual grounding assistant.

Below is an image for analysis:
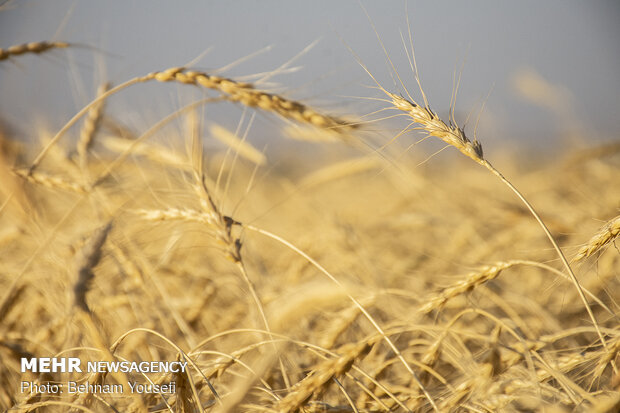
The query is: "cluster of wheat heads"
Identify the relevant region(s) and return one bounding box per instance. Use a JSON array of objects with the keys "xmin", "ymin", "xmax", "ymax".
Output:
[{"xmin": 0, "ymin": 35, "xmax": 619, "ymax": 413}]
